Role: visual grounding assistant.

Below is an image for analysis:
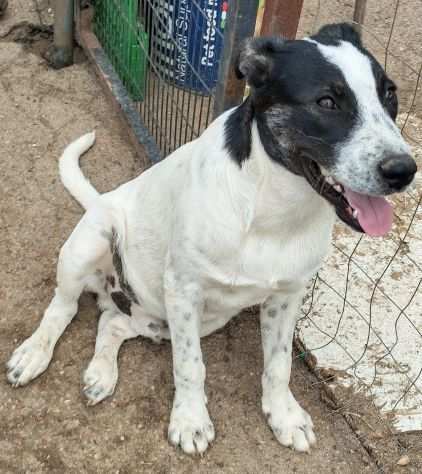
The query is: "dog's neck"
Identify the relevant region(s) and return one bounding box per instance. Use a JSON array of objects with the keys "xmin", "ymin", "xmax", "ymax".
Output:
[{"xmin": 224, "ymin": 120, "xmax": 334, "ymax": 233}]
